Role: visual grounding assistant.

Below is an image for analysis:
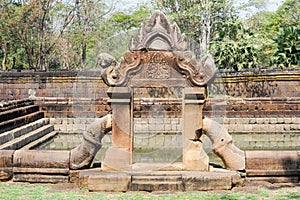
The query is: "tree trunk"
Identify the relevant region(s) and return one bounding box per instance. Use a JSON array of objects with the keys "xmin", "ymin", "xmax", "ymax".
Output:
[
  {"xmin": 2, "ymin": 44, "xmax": 7, "ymax": 71},
  {"xmin": 81, "ymin": 41, "xmax": 86, "ymax": 68}
]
